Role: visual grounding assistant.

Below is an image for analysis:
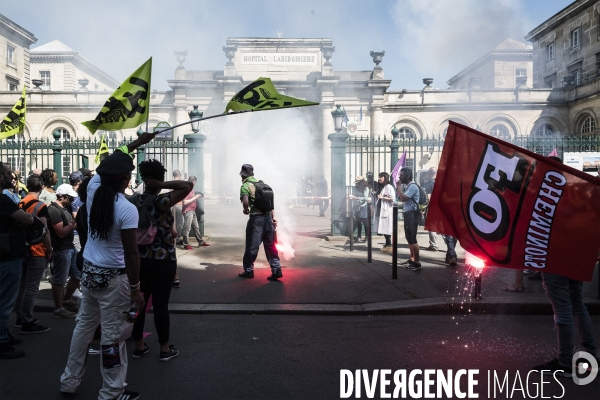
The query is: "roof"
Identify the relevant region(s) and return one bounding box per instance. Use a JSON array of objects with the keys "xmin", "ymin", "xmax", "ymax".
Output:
[
  {"xmin": 0, "ymin": 13, "xmax": 37, "ymax": 45},
  {"xmin": 31, "ymin": 40, "xmax": 74, "ymax": 53},
  {"xmin": 446, "ymin": 38, "xmax": 532, "ymax": 87},
  {"xmin": 30, "ymin": 40, "xmax": 119, "ymax": 88}
]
